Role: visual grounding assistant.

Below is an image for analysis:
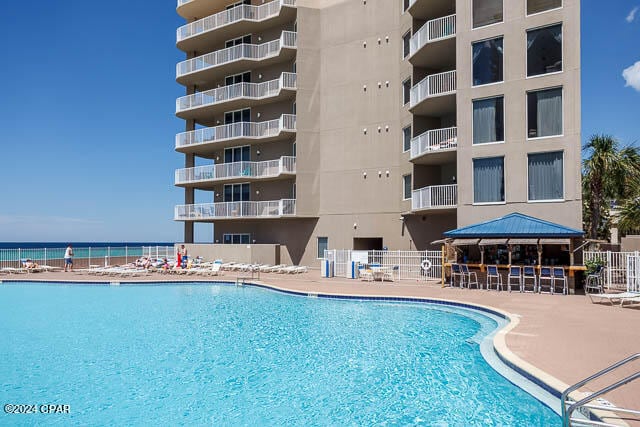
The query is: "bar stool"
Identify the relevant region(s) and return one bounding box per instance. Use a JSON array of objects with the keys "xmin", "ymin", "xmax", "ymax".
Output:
[
  {"xmin": 486, "ymin": 265, "xmax": 503, "ymax": 291},
  {"xmin": 506, "ymin": 266, "xmax": 523, "ymax": 292},
  {"xmin": 522, "ymin": 266, "xmax": 538, "ymax": 292}
]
